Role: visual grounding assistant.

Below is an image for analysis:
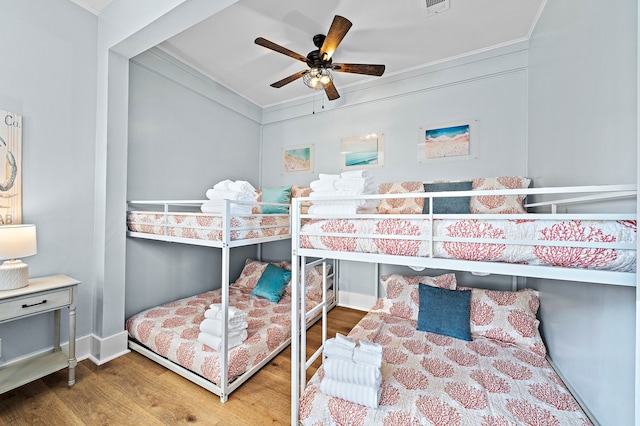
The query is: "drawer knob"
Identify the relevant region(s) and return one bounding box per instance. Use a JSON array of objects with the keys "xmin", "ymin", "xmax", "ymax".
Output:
[{"xmin": 22, "ymin": 299, "xmax": 47, "ymax": 308}]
